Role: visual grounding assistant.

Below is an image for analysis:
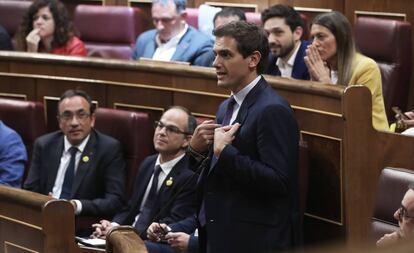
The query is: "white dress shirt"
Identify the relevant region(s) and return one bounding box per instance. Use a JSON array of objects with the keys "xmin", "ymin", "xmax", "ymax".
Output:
[
  {"xmin": 52, "ymin": 134, "xmax": 90, "ymax": 214},
  {"xmin": 131, "ymin": 153, "xmax": 185, "ymax": 226},
  {"xmin": 152, "ymin": 24, "xmax": 188, "ymax": 61},
  {"xmin": 276, "ymin": 41, "xmax": 302, "ymax": 78},
  {"xmin": 228, "ymin": 75, "xmax": 262, "ymax": 124}
]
